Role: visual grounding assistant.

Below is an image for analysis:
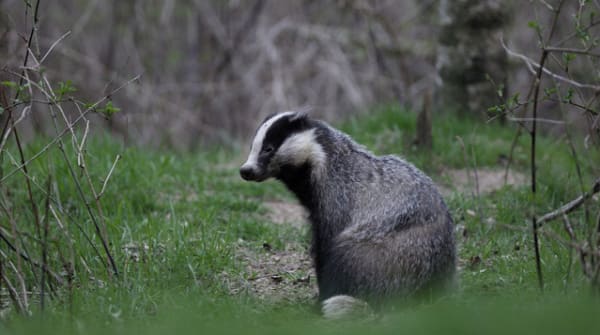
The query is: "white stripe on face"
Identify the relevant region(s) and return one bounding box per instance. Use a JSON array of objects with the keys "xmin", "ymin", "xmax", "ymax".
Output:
[
  {"xmin": 241, "ymin": 111, "xmax": 296, "ymax": 169},
  {"xmin": 275, "ymin": 128, "xmax": 325, "ymax": 168}
]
